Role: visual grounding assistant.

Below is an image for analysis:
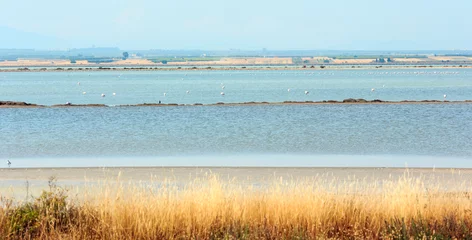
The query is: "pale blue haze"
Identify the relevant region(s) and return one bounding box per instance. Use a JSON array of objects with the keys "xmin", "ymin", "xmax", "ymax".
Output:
[{"xmin": 0, "ymin": 0, "xmax": 470, "ymax": 50}]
